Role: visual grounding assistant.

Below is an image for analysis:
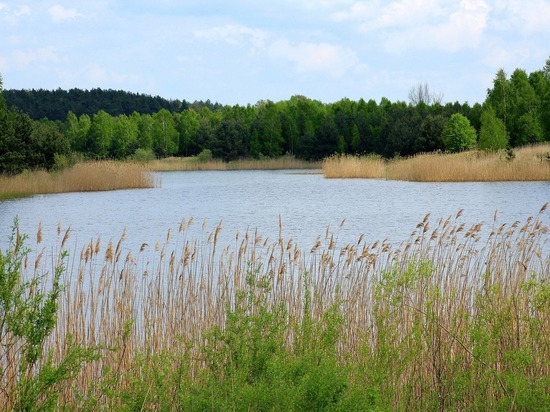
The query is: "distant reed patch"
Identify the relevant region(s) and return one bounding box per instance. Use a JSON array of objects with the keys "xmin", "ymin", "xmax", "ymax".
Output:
[
  {"xmin": 323, "ymin": 144, "xmax": 550, "ymax": 181},
  {"xmin": 0, "ymin": 161, "xmax": 156, "ymax": 198},
  {"xmin": 146, "ymin": 154, "xmax": 321, "ymax": 171}
]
